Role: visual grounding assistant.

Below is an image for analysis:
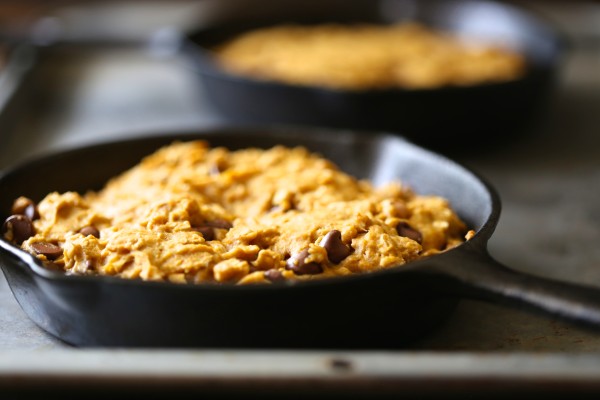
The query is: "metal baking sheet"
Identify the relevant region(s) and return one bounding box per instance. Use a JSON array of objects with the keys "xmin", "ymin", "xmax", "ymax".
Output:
[{"xmin": 1, "ymin": 0, "xmax": 600, "ymax": 397}]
